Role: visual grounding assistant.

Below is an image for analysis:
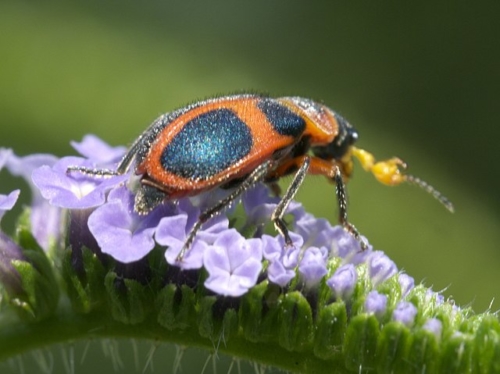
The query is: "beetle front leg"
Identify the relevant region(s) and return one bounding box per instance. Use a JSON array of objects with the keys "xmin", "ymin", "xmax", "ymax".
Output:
[
  {"xmin": 306, "ymin": 157, "xmax": 368, "ymax": 249},
  {"xmin": 332, "ymin": 165, "xmax": 368, "ymax": 250}
]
